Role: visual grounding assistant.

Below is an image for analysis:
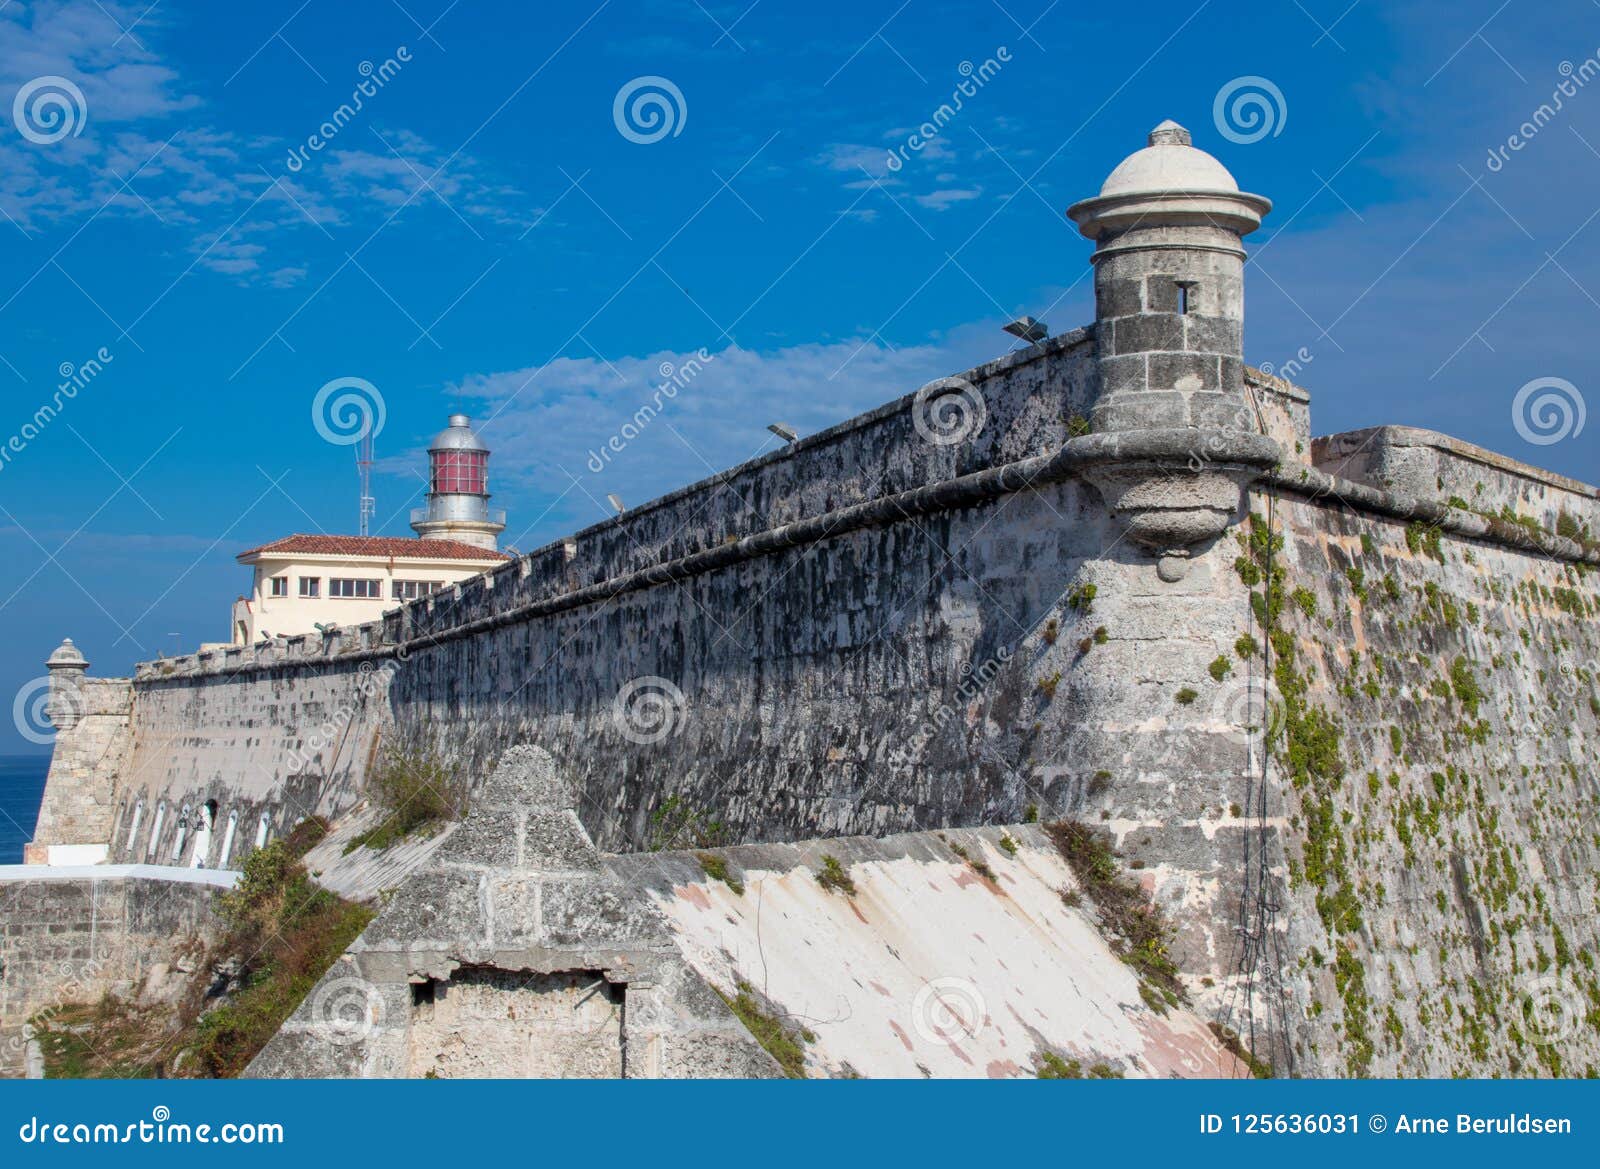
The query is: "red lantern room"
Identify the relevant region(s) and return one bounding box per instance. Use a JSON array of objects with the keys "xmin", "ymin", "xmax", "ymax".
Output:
[
  {"xmin": 431, "ymin": 442, "xmax": 488, "ymax": 495},
  {"xmin": 409, "ymin": 414, "xmax": 506, "ymax": 551}
]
